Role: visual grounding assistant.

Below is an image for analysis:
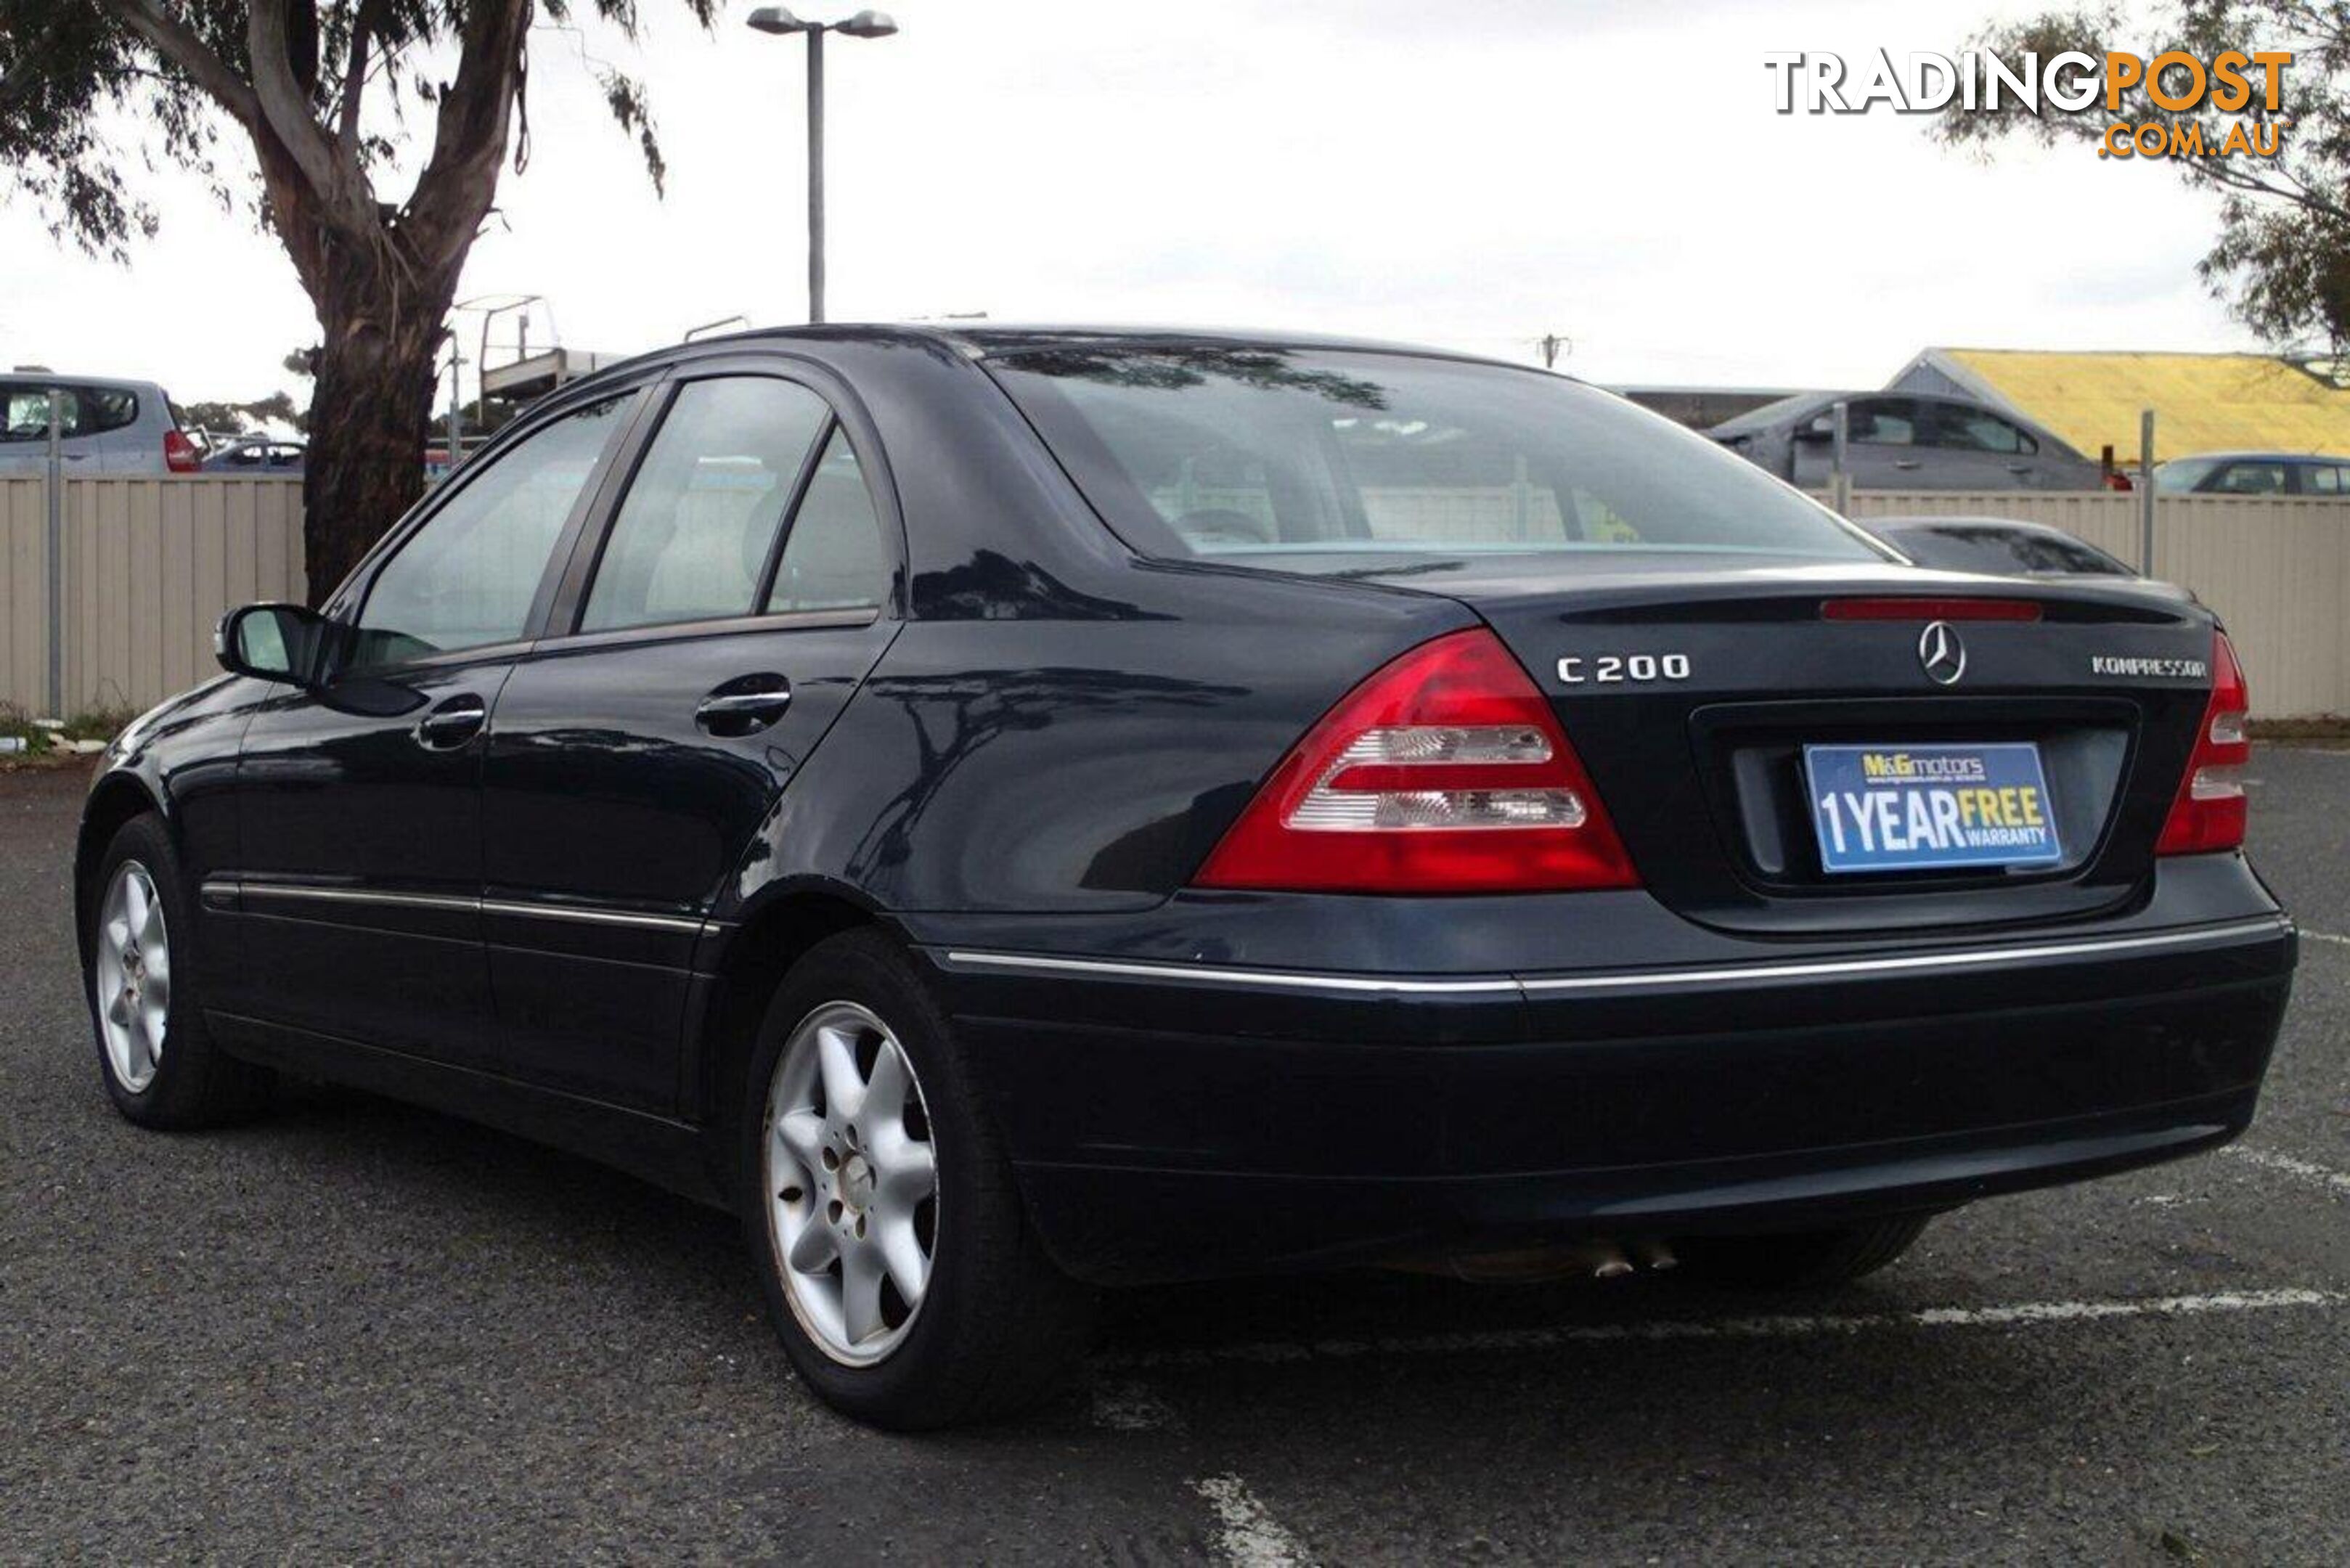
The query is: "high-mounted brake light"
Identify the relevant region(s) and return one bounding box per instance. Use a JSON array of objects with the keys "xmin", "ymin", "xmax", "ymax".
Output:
[
  {"xmin": 1193, "ymin": 628, "xmax": 1638, "ymax": 893},
  {"xmin": 164, "ymin": 429, "xmax": 200, "ymax": 474},
  {"xmin": 1821, "ymin": 597, "xmax": 2043, "ymax": 622},
  {"xmin": 2157, "ymin": 630, "xmax": 2251, "ymax": 856}
]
